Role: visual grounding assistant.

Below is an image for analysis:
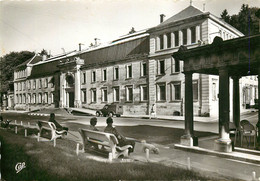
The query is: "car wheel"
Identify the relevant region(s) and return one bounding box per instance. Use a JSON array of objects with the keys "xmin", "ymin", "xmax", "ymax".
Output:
[
  {"xmin": 96, "ymin": 112, "xmax": 101, "ymax": 117},
  {"xmin": 109, "ymin": 112, "xmax": 114, "ymax": 117}
]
